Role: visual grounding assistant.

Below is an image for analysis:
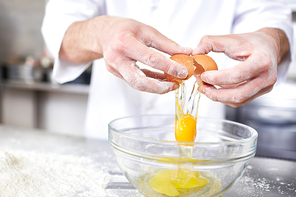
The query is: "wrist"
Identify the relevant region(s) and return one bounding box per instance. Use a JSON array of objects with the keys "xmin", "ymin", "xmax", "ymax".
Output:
[
  {"xmin": 86, "ymin": 15, "xmax": 112, "ymax": 57},
  {"xmin": 59, "ymin": 15, "xmax": 110, "ymax": 64}
]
